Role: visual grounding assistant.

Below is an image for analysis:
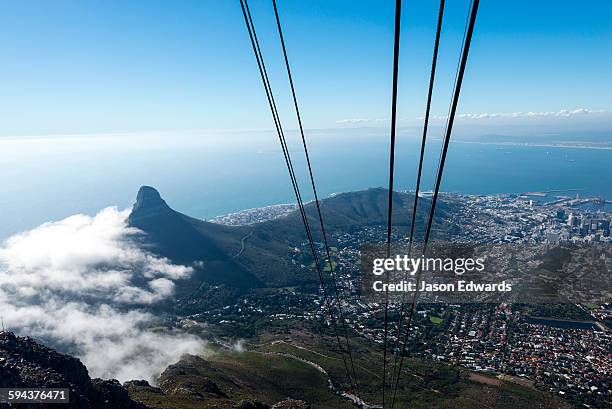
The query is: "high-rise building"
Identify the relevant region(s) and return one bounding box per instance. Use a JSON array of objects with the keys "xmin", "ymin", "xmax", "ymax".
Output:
[{"xmin": 567, "ymin": 213, "xmax": 579, "ymax": 227}]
